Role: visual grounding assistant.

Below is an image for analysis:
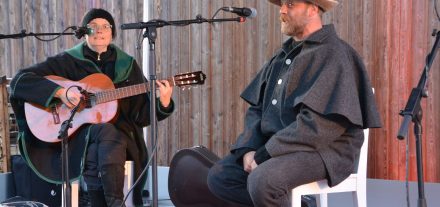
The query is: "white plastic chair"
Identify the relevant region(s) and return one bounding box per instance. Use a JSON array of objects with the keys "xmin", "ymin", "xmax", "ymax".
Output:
[
  {"xmin": 70, "ymin": 162, "xmax": 172, "ymax": 207},
  {"xmin": 291, "ymin": 128, "xmax": 370, "ymax": 207},
  {"xmin": 70, "ymin": 161, "xmax": 135, "ymax": 207}
]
